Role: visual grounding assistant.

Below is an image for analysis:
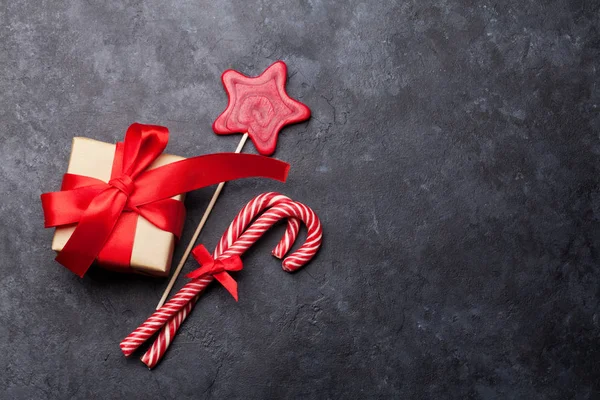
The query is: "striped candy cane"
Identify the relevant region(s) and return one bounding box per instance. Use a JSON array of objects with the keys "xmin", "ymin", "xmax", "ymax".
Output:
[
  {"xmin": 216, "ymin": 192, "xmax": 301, "ymax": 259},
  {"xmin": 120, "ymin": 193, "xmax": 297, "ymax": 358},
  {"xmin": 140, "ymin": 194, "xmax": 303, "ymax": 368},
  {"xmin": 120, "ymin": 193, "xmax": 322, "ymax": 368},
  {"xmin": 140, "ymin": 199, "xmax": 322, "ymax": 368}
]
